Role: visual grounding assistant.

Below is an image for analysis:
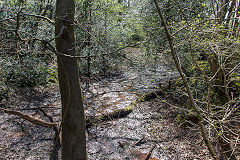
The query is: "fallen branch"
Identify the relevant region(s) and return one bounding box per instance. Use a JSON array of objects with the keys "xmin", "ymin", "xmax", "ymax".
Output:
[
  {"xmin": 0, "ymin": 108, "xmax": 57, "ymax": 128},
  {"xmin": 128, "ymin": 145, "xmax": 159, "ymax": 160},
  {"xmin": 37, "ymin": 107, "xmax": 54, "ymax": 123},
  {"xmin": 86, "ymin": 90, "xmax": 168, "ymax": 128},
  {"xmin": 1, "ymin": 102, "xmax": 133, "ymax": 129},
  {"xmin": 134, "ymin": 136, "xmax": 145, "ymax": 146}
]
